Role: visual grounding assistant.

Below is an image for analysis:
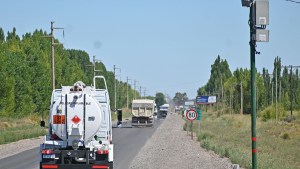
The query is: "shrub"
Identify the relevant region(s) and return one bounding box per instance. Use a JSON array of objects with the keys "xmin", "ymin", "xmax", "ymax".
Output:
[
  {"xmin": 280, "ymin": 133, "xmax": 290, "ymax": 140},
  {"xmin": 217, "ymin": 111, "xmax": 221, "ymax": 118},
  {"xmin": 260, "ymin": 106, "xmax": 275, "ymax": 121},
  {"xmin": 198, "ymin": 132, "xmax": 214, "ymax": 141},
  {"xmin": 201, "ymin": 139, "xmax": 211, "ymax": 150}
]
